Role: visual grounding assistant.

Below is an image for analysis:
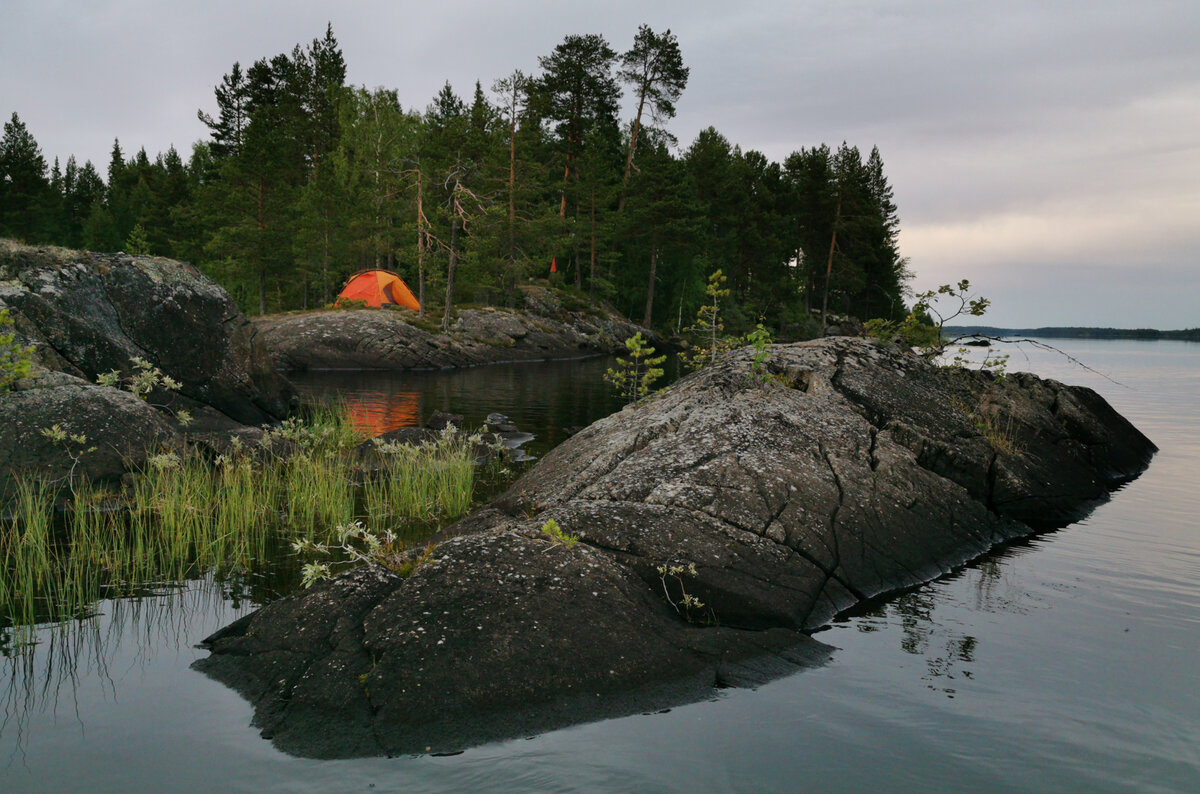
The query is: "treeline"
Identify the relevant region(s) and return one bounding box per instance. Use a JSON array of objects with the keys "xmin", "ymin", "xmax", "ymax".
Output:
[
  {"xmin": 0, "ymin": 24, "xmax": 909, "ymax": 335},
  {"xmin": 950, "ymin": 326, "xmax": 1200, "ymax": 342}
]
